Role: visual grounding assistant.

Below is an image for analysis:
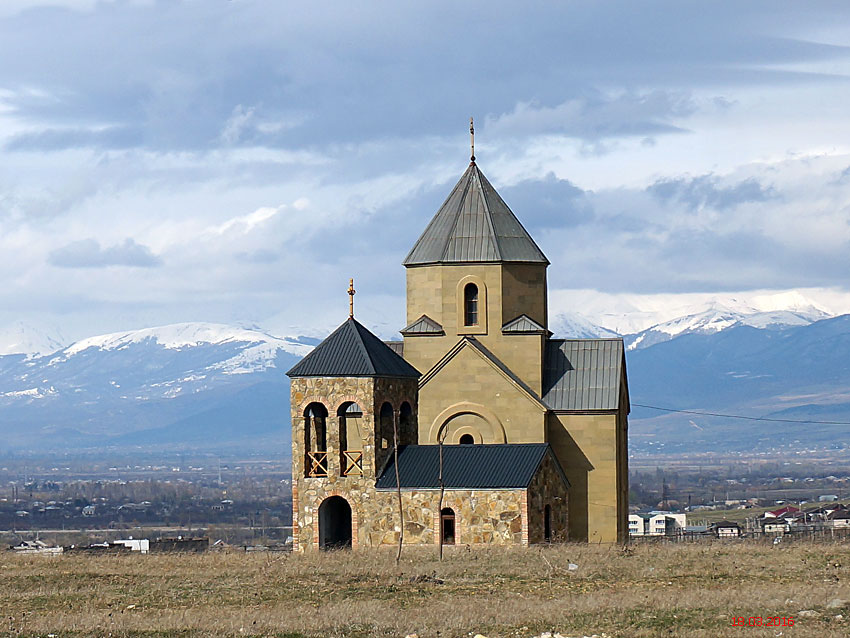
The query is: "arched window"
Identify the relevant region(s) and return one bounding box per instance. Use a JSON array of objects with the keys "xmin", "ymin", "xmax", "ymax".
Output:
[
  {"xmin": 338, "ymin": 402, "xmax": 363, "ymax": 476},
  {"xmin": 379, "ymin": 402, "xmax": 394, "ymax": 450},
  {"xmin": 304, "ymin": 403, "xmax": 328, "ymax": 477},
  {"xmin": 459, "ymin": 433, "xmax": 475, "ymax": 445},
  {"xmin": 440, "ymin": 507, "xmax": 456, "ymax": 545},
  {"xmin": 399, "ymin": 401, "xmax": 414, "ymax": 442},
  {"xmin": 544, "ymin": 504, "xmax": 552, "ymax": 542},
  {"xmin": 463, "ymin": 283, "xmax": 479, "ymax": 326}
]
